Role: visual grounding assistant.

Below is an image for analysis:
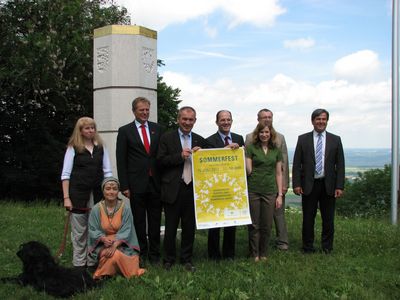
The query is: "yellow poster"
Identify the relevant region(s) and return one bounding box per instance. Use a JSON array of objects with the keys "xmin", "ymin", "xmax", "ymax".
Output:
[{"xmin": 192, "ymin": 147, "xmax": 251, "ymax": 229}]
